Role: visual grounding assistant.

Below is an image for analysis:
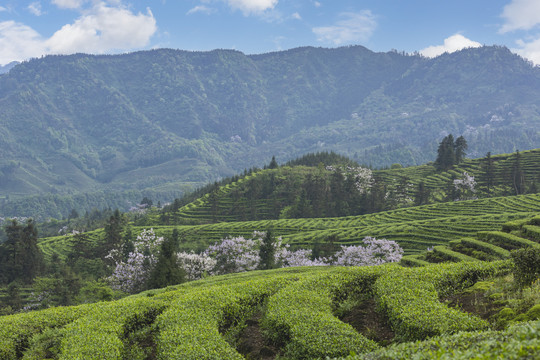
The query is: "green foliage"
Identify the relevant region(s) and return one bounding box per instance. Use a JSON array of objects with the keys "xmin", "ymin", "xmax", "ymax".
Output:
[
  {"xmin": 263, "ymin": 268, "xmax": 380, "ymax": 359},
  {"xmin": 147, "ymin": 235, "xmax": 186, "ymax": 290},
  {"xmin": 258, "ymin": 230, "xmax": 276, "ymax": 270},
  {"xmin": 374, "ymin": 261, "xmax": 509, "ymax": 342},
  {"xmin": 340, "ymin": 320, "xmax": 540, "ymax": 360},
  {"xmin": 511, "ymin": 247, "xmax": 540, "ymax": 288},
  {"xmin": 0, "ymin": 219, "xmax": 44, "ymax": 284},
  {"xmin": 2, "ymin": 46, "xmax": 540, "ymax": 220}
]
